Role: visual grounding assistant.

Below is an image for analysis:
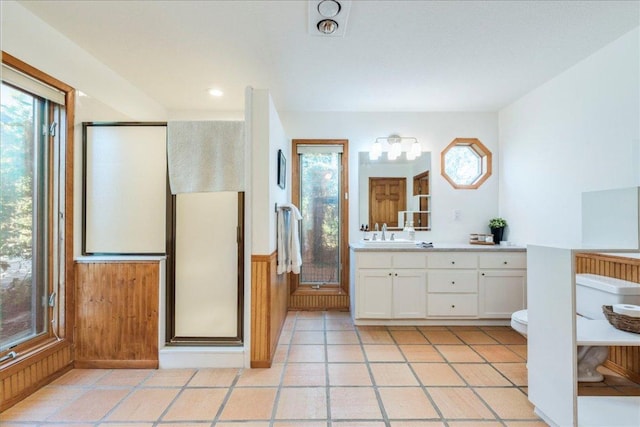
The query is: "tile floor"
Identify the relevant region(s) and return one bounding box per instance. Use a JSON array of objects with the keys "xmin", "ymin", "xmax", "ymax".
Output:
[{"xmin": 2, "ymin": 310, "xmax": 639, "ymax": 426}]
